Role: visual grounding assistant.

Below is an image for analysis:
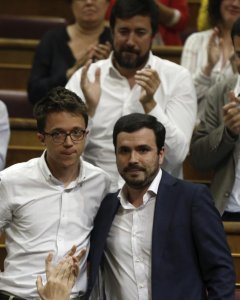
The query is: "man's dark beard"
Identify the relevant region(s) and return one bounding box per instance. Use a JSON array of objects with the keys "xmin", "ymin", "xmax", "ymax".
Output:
[
  {"xmin": 120, "ymin": 164, "xmax": 159, "ymax": 190},
  {"xmin": 113, "ymin": 46, "xmax": 150, "ymax": 69}
]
